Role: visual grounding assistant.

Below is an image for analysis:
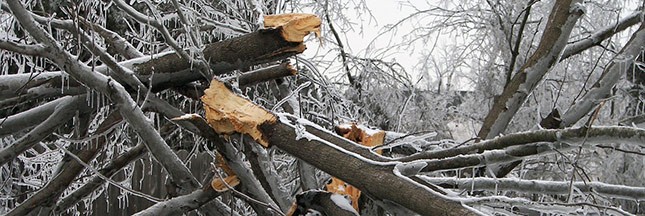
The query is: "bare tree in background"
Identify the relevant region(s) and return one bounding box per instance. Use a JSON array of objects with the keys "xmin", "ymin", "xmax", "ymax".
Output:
[{"xmin": 1, "ymin": 0, "xmax": 645, "ymax": 215}]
